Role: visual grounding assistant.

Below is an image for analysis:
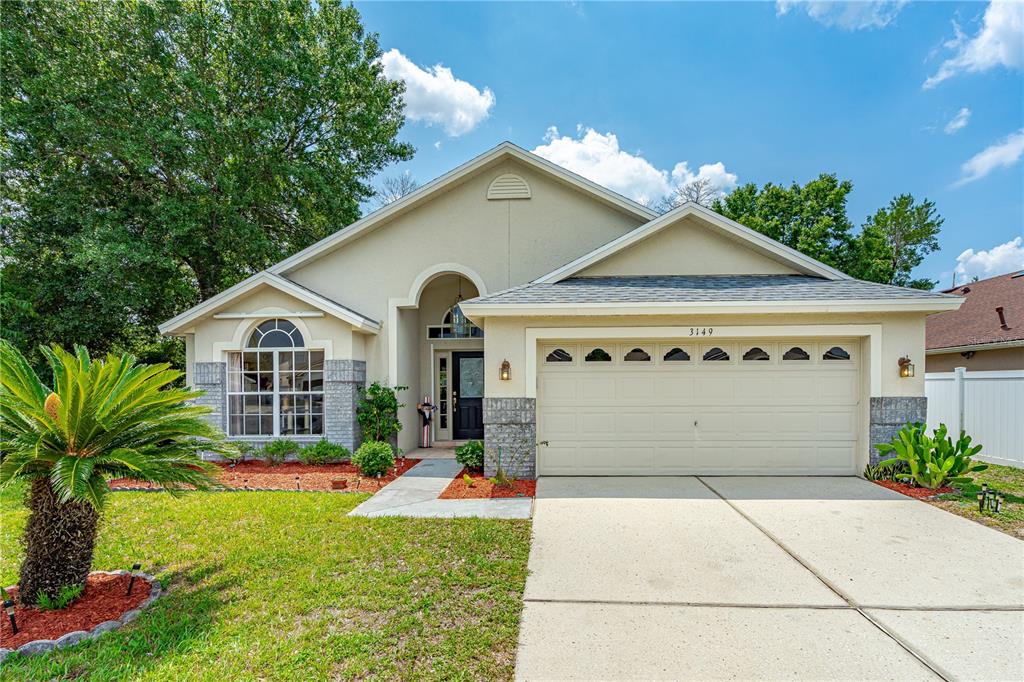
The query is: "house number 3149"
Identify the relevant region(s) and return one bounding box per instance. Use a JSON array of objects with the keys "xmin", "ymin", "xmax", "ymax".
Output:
[{"xmin": 689, "ymin": 327, "xmax": 713, "ymax": 336}]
